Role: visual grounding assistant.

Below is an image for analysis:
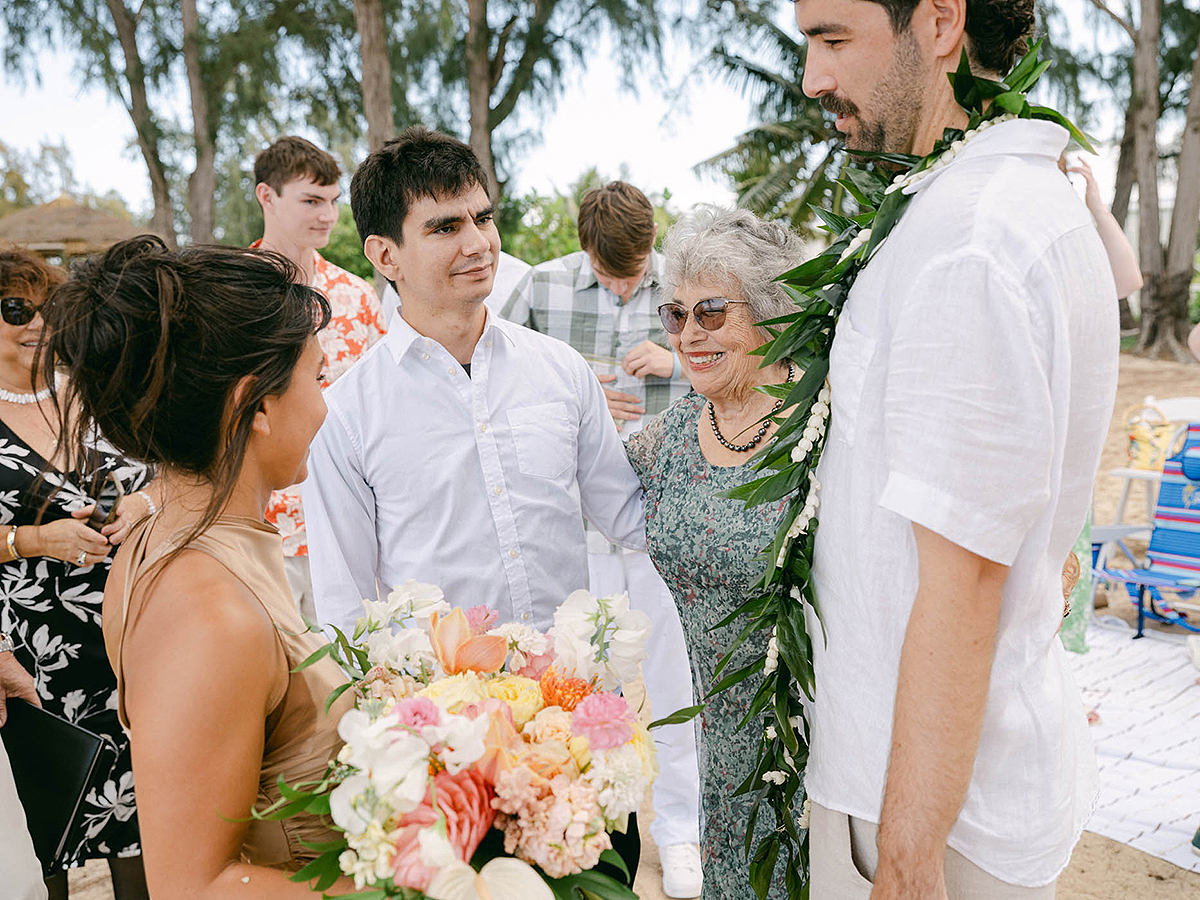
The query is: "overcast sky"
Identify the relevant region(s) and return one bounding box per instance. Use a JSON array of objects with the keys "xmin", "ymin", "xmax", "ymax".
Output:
[{"xmin": 1, "ymin": 3, "xmax": 1128, "ymax": 223}]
